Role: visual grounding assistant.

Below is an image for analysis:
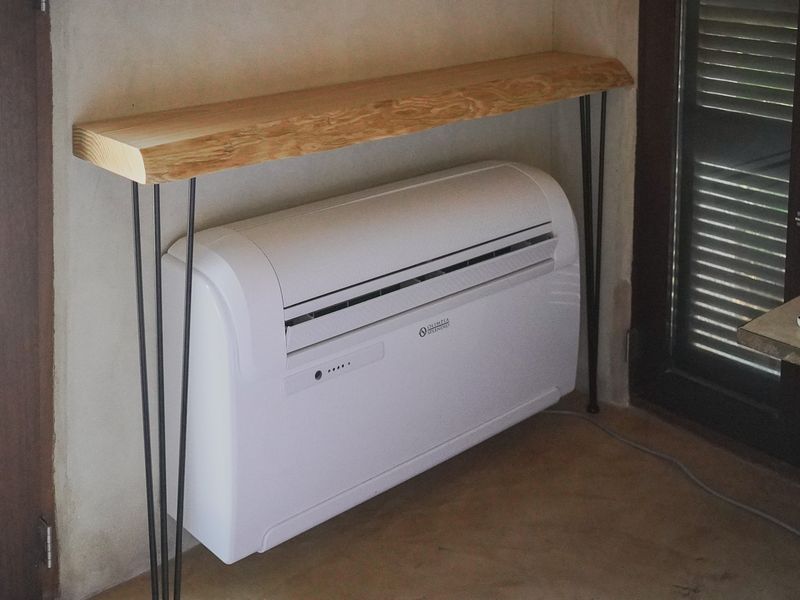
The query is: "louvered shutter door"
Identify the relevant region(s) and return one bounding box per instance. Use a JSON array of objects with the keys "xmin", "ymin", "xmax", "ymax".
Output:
[{"xmin": 679, "ymin": 0, "xmax": 795, "ymax": 378}]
